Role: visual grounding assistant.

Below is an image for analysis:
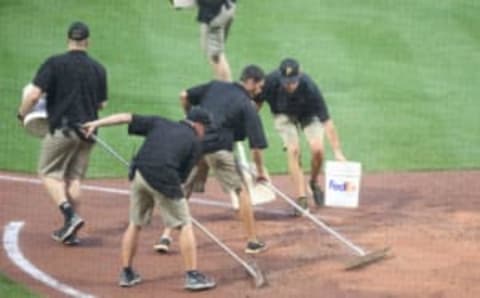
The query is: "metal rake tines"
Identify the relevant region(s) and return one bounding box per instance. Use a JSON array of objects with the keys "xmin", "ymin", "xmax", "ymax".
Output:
[{"xmin": 344, "ymin": 247, "xmax": 391, "ymax": 270}]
